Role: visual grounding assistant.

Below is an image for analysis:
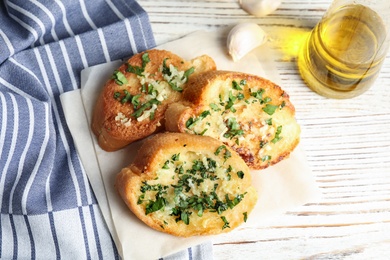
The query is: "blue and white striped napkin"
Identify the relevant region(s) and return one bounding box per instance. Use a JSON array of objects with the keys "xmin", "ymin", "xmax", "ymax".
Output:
[{"xmin": 0, "ymin": 1, "xmax": 212, "ymax": 259}]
